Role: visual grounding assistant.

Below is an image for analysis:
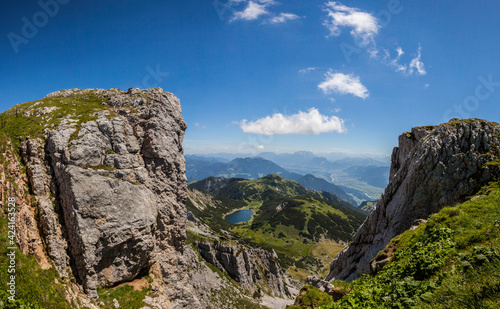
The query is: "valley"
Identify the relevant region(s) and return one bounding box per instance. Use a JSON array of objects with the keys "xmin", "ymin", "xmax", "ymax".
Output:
[
  {"xmin": 186, "ymin": 175, "xmax": 366, "ymax": 282},
  {"xmin": 186, "ymin": 153, "xmax": 389, "ymax": 206}
]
